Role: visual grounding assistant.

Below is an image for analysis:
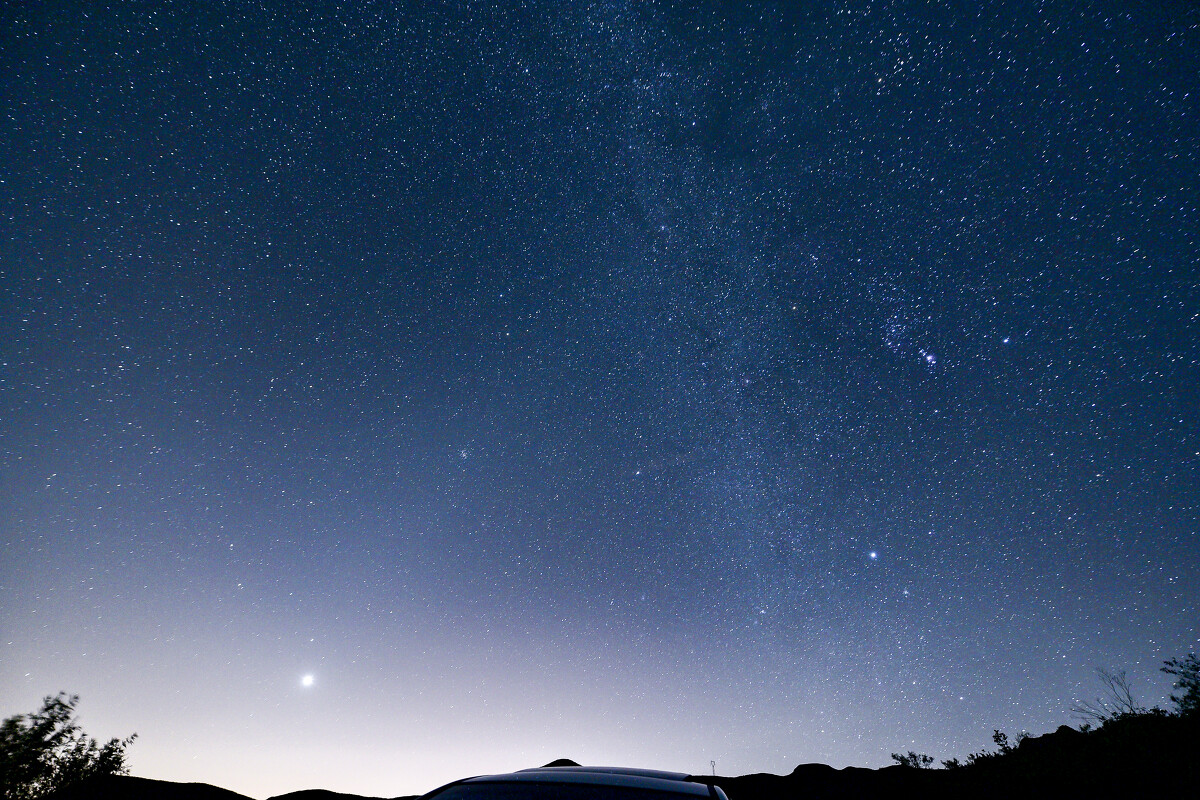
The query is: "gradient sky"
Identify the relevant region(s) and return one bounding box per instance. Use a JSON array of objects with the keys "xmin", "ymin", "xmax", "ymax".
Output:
[{"xmin": 2, "ymin": 1, "xmax": 1198, "ymax": 798}]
